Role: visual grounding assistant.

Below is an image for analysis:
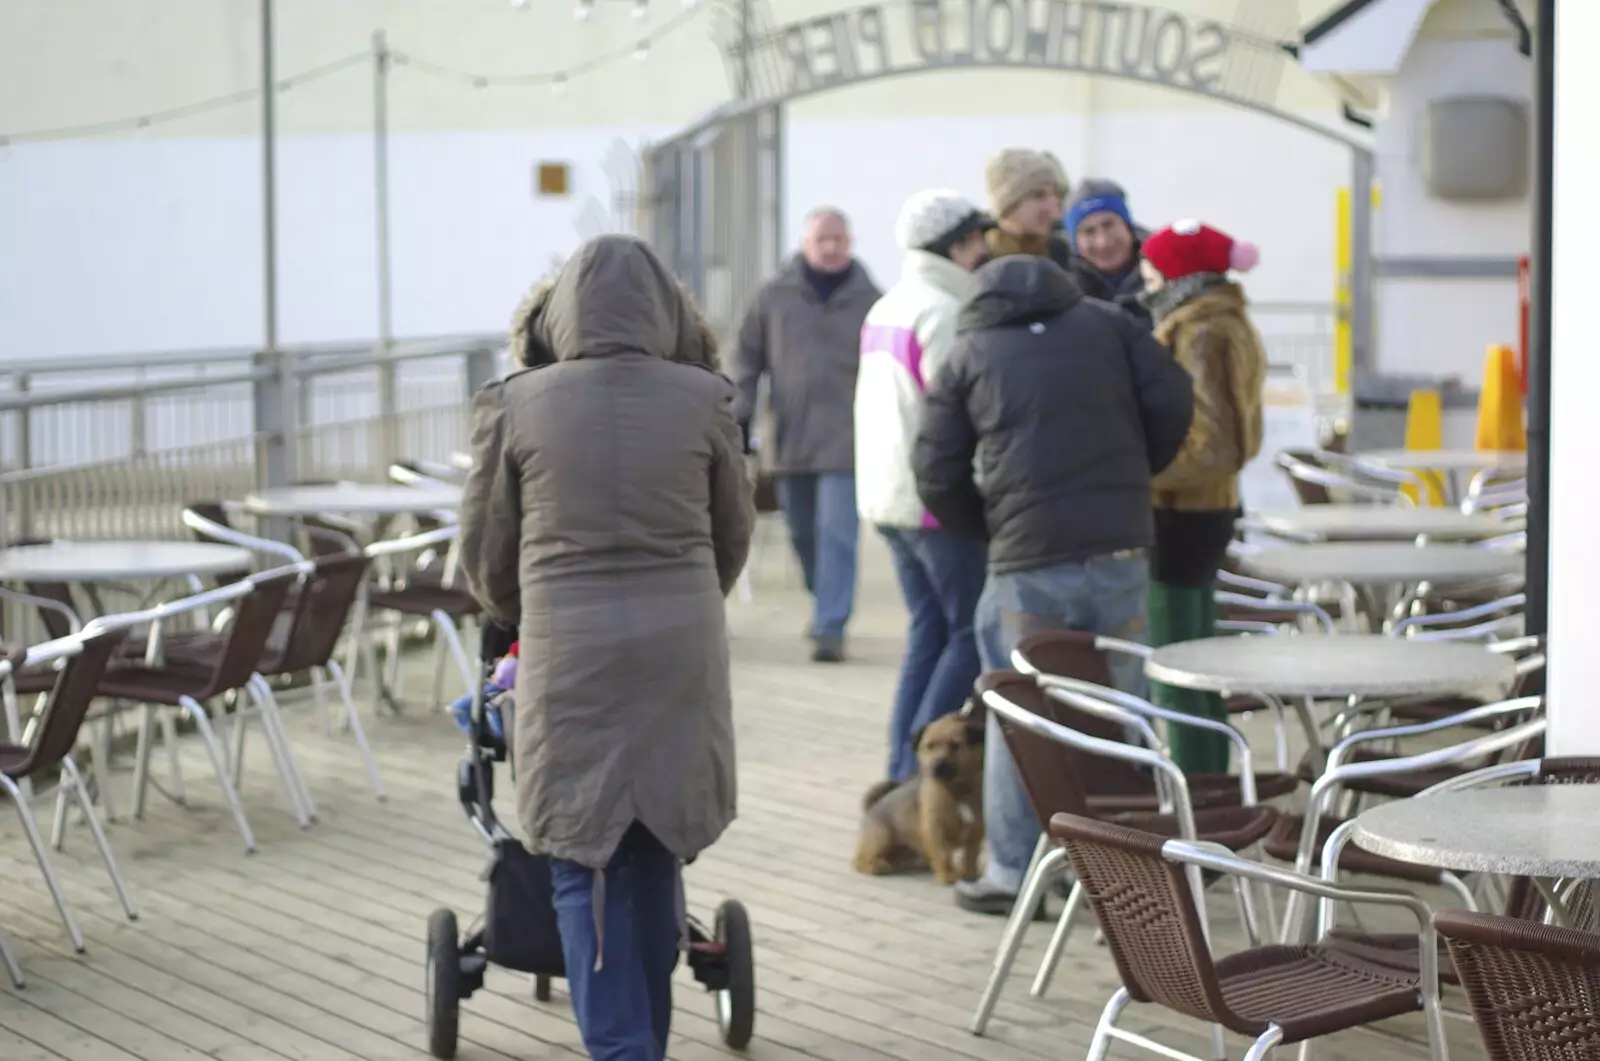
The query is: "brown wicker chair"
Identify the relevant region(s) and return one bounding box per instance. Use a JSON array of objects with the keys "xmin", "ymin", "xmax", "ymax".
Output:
[
  {"xmin": 1016, "ymin": 630, "xmax": 1306, "ymax": 793},
  {"xmin": 1435, "ymin": 909, "xmax": 1600, "ymax": 1061},
  {"xmin": 1053, "ymin": 812, "xmax": 1447, "ymax": 1061},
  {"xmin": 354, "ymin": 527, "xmax": 481, "ymax": 711},
  {"xmin": 86, "ymin": 570, "xmax": 306, "ymax": 853},
  {"xmin": 1271, "ymin": 708, "xmax": 1547, "ymax": 942},
  {"xmin": 120, "ymin": 554, "xmax": 384, "ymax": 802},
  {"xmin": 0, "ymin": 628, "xmax": 135, "ymax": 989},
  {"xmin": 0, "ymin": 539, "xmax": 87, "ymax": 693},
  {"xmin": 1307, "ymin": 755, "xmax": 1600, "ymax": 994},
  {"xmin": 969, "ymin": 671, "xmax": 1279, "ymax": 1036}
]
